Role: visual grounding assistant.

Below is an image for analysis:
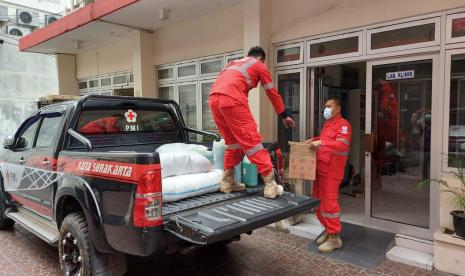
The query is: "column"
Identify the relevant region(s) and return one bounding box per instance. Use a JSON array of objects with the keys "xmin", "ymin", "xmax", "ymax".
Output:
[
  {"xmin": 132, "ymin": 30, "xmax": 156, "ymax": 98},
  {"xmin": 56, "ymin": 54, "xmax": 78, "ymax": 95},
  {"xmin": 243, "ymin": 0, "xmax": 274, "ymax": 141}
]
